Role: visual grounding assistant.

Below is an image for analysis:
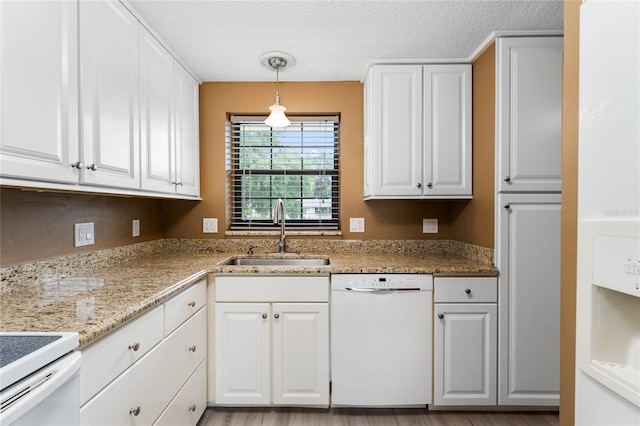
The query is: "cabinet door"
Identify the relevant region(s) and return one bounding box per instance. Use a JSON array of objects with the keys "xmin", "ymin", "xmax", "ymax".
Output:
[
  {"xmin": 423, "ymin": 65, "xmax": 472, "ymax": 197},
  {"xmin": 0, "ymin": 0, "xmax": 79, "ymax": 183},
  {"xmin": 272, "ymin": 303, "xmax": 329, "ymax": 406},
  {"xmin": 174, "ymin": 64, "xmax": 200, "ymax": 196},
  {"xmin": 370, "ymin": 65, "xmax": 423, "ymax": 197},
  {"xmin": 434, "ymin": 303, "xmax": 497, "ymax": 406},
  {"xmin": 79, "ymin": 0, "xmax": 139, "ymax": 189},
  {"xmin": 497, "ymin": 193, "xmax": 561, "ymax": 405},
  {"xmin": 497, "ymin": 37, "xmax": 563, "ymax": 193},
  {"xmin": 214, "ymin": 303, "xmax": 270, "ymax": 405},
  {"xmin": 139, "ymin": 27, "xmax": 175, "ymax": 193}
]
